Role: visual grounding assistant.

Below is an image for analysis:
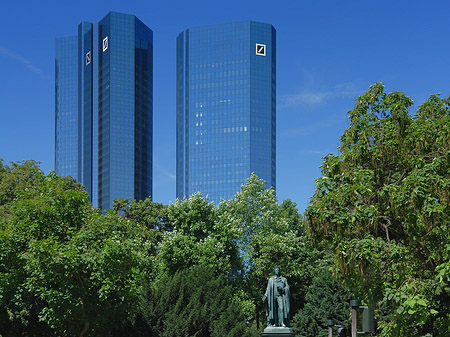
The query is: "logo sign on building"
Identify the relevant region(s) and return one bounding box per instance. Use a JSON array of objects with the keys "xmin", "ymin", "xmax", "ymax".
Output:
[
  {"xmin": 256, "ymin": 43, "xmax": 266, "ymax": 56},
  {"xmin": 86, "ymin": 51, "xmax": 91, "ymax": 65},
  {"xmin": 103, "ymin": 37, "xmax": 108, "ymax": 52}
]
